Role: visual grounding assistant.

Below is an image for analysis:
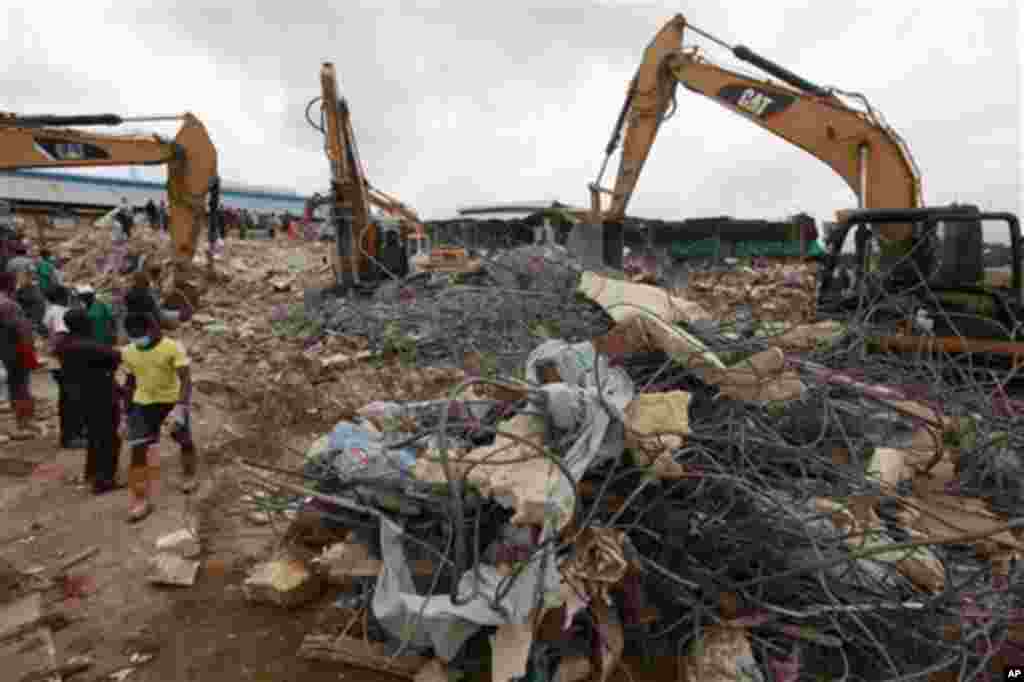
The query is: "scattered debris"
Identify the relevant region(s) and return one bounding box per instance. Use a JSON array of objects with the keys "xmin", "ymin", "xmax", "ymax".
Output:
[
  {"xmin": 52, "ymin": 546, "xmax": 100, "ymax": 577},
  {"xmin": 227, "ymin": 255, "xmax": 1024, "ymax": 682},
  {"xmin": 17, "ymin": 654, "xmax": 93, "ymax": 682},
  {"xmin": 243, "ymin": 557, "xmax": 324, "ymax": 608},
  {"xmin": 298, "ymin": 634, "xmax": 428, "ymax": 678},
  {"xmin": 0, "ymin": 593, "xmax": 42, "ymax": 642},
  {"xmin": 155, "ymin": 530, "xmax": 201, "ymax": 560},
  {"xmin": 146, "ymin": 554, "xmax": 200, "ymax": 587},
  {"xmin": 15, "ymin": 218, "xmax": 1024, "ymax": 681}
]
